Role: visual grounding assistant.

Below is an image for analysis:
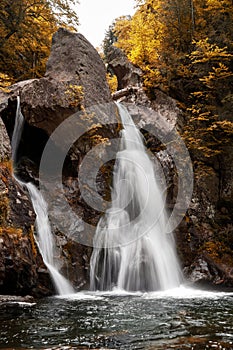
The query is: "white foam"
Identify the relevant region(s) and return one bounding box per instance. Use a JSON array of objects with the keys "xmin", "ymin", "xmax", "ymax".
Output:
[
  {"xmin": 142, "ymin": 285, "xmax": 233, "ymax": 299},
  {"xmin": 55, "ymin": 292, "xmax": 104, "ymax": 300}
]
